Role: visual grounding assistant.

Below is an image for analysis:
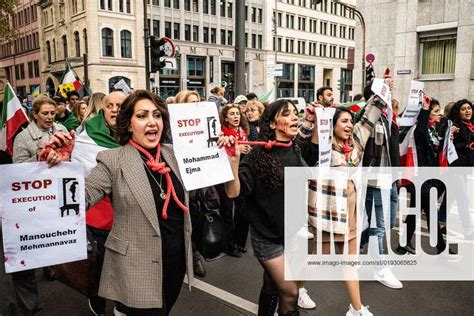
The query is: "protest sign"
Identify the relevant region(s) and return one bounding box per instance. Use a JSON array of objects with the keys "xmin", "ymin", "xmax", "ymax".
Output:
[
  {"xmin": 0, "ymin": 162, "xmax": 87, "ymax": 273},
  {"xmin": 168, "ymin": 102, "xmax": 234, "ymax": 190},
  {"xmin": 315, "ymin": 107, "xmax": 336, "ymax": 166},
  {"xmin": 399, "ymin": 80, "xmax": 424, "ymax": 126},
  {"xmin": 113, "ymin": 79, "xmax": 132, "ymax": 95},
  {"xmin": 371, "ymin": 78, "xmax": 393, "ymax": 132}
]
